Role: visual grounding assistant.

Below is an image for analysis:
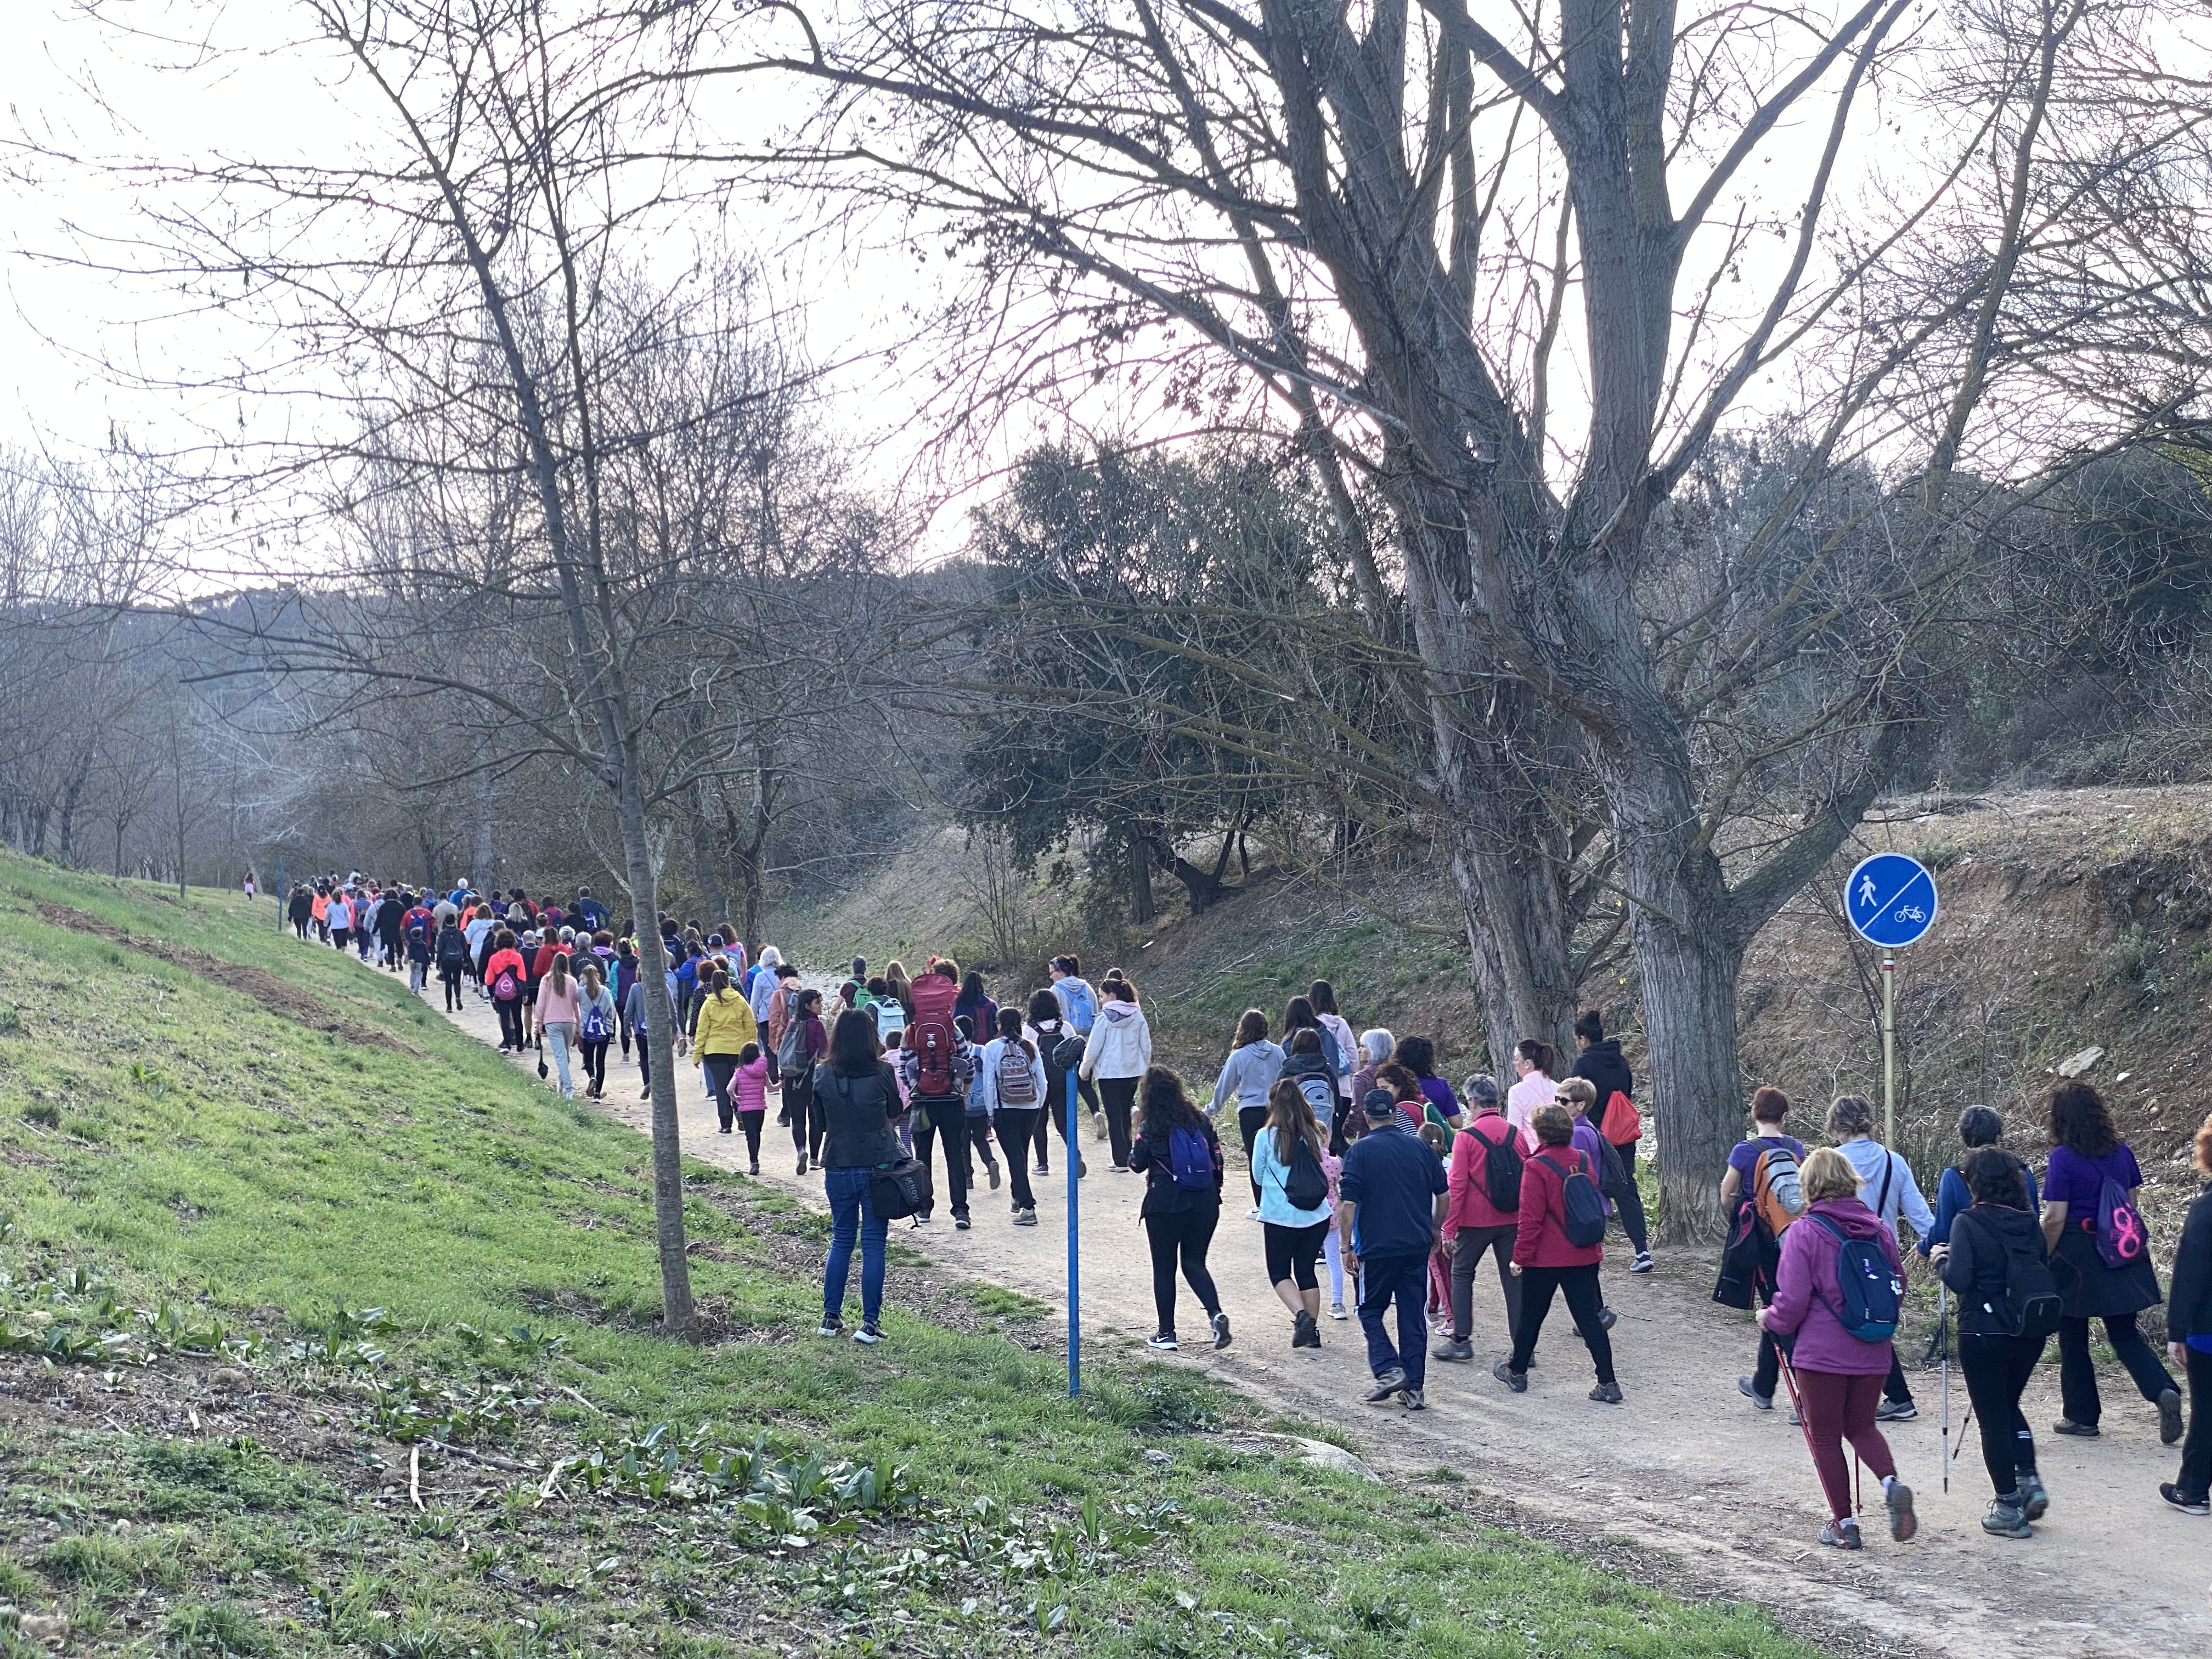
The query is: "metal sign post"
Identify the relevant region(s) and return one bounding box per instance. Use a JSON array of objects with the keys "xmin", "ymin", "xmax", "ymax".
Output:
[
  {"xmin": 1065, "ymin": 1070, "xmax": 1081, "ymax": 1397},
  {"xmin": 1844, "ymin": 853, "xmax": 1939, "ymax": 1146},
  {"xmin": 276, "ymin": 856, "xmax": 285, "ymax": 930}
]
